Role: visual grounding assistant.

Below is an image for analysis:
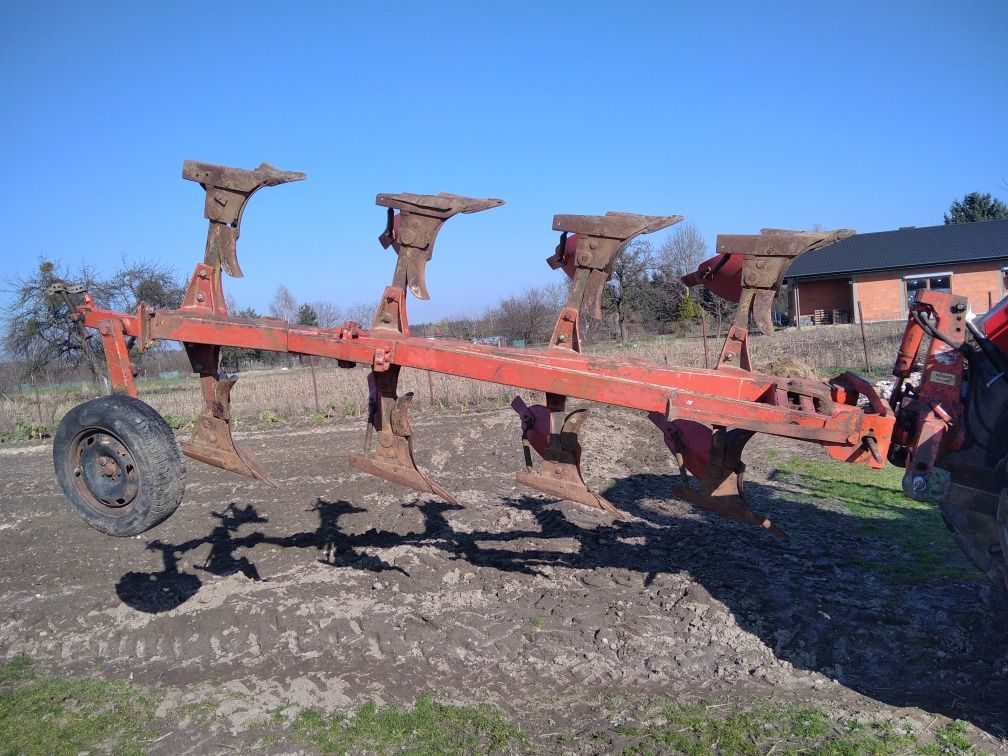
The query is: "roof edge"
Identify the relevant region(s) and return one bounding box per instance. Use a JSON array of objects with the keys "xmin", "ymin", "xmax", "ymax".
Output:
[{"xmin": 785, "ymin": 255, "xmax": 1008, "ymax": 282}]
